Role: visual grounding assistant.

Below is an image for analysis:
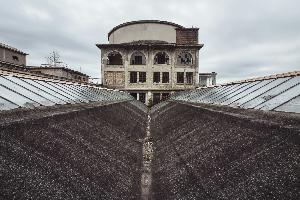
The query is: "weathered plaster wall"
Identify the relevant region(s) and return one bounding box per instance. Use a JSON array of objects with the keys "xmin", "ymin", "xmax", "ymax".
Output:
[
  {"xmin": 101, "ymin": 48, "xmax": 199, "ymax": 91},
  {"xmin": 109, "ymin": 23, "xmax": 178, "ymax": 44},
  {"xmin": 0, "ymin": 47, "xmax": 26, "ymax": 66}
]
